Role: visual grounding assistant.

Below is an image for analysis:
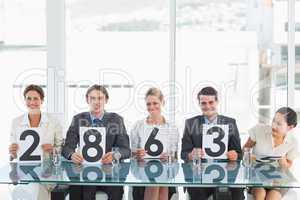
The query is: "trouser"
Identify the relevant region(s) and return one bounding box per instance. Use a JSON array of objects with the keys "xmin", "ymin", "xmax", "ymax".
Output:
[
  {"xmin": 187, "ymin": 187, "xmax": 244, "ymax": 200},
  {"xmin": 69, "ymin": 185, "xmax": 124, "ymax": 200}
]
